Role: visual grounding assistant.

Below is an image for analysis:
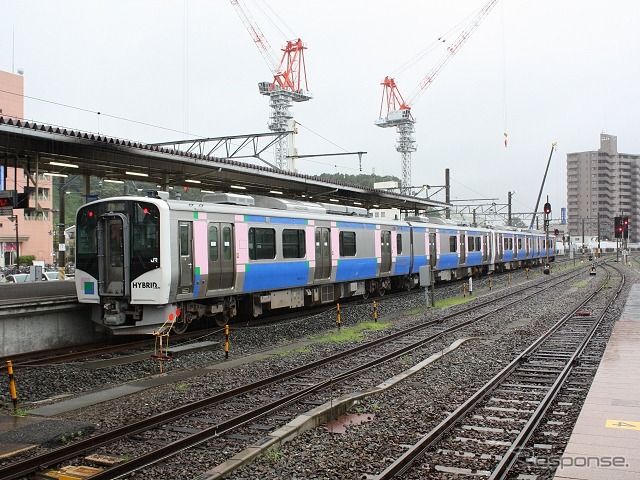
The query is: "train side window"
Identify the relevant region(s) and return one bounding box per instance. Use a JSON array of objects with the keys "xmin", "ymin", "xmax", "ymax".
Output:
[
  {"xmin": 449, "ymin": 235, "xmax": 457, "ymax": 252},
  {"xmin": 339, "ymin": 231, "xmax": 356, "ymax": 257},
  {"xmin": 467, "ymin": 237, "xmax": 474, "ymax": 251},
  {"xmin": 397, "ymin": 233, "xmax": 402, "ymax": 255},
  {"xmin": 282, "ymin": 228, "xmax": 306, "ymax": 258},
  {"xmin": 475, "ymin": 237, "xmax": 481, "ymax": 251},
  {"xmin": 249, "ymin": 227, "xmax": 275, "ymax": 260},
  {"xmin": 208, "ymin": 225, "xmax": 218, "ymax": 261},
  {"xmin": 518, "ymin": 238, "xmax": 522, "ymax": 249}
]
